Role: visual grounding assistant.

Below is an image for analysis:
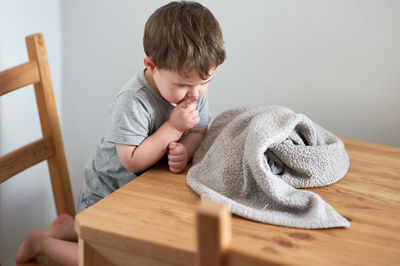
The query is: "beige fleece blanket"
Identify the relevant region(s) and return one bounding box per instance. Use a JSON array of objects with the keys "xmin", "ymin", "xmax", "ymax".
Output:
[{"xmin": 187, "ymin": 106, "xmax": 350, "ymax": 229}]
